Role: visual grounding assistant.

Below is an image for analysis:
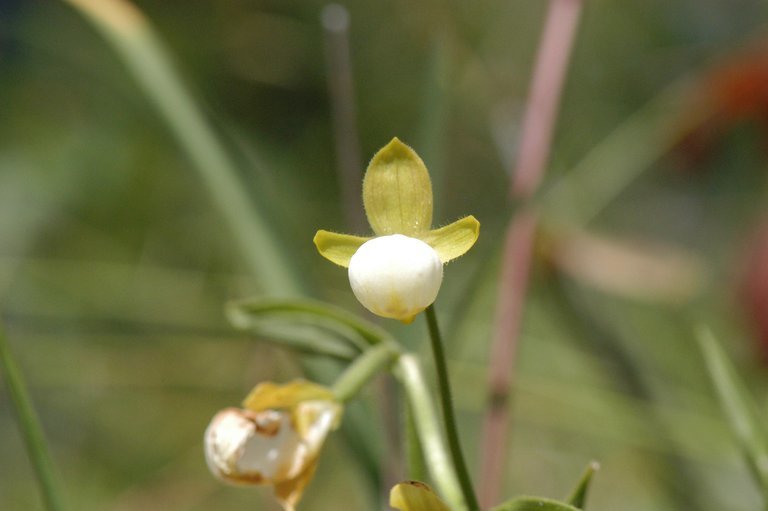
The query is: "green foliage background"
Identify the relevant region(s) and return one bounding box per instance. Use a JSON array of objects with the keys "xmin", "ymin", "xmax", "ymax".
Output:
[{"xmin": 2, "ymin": 1, "xmax": 768, "ymax": 510}]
